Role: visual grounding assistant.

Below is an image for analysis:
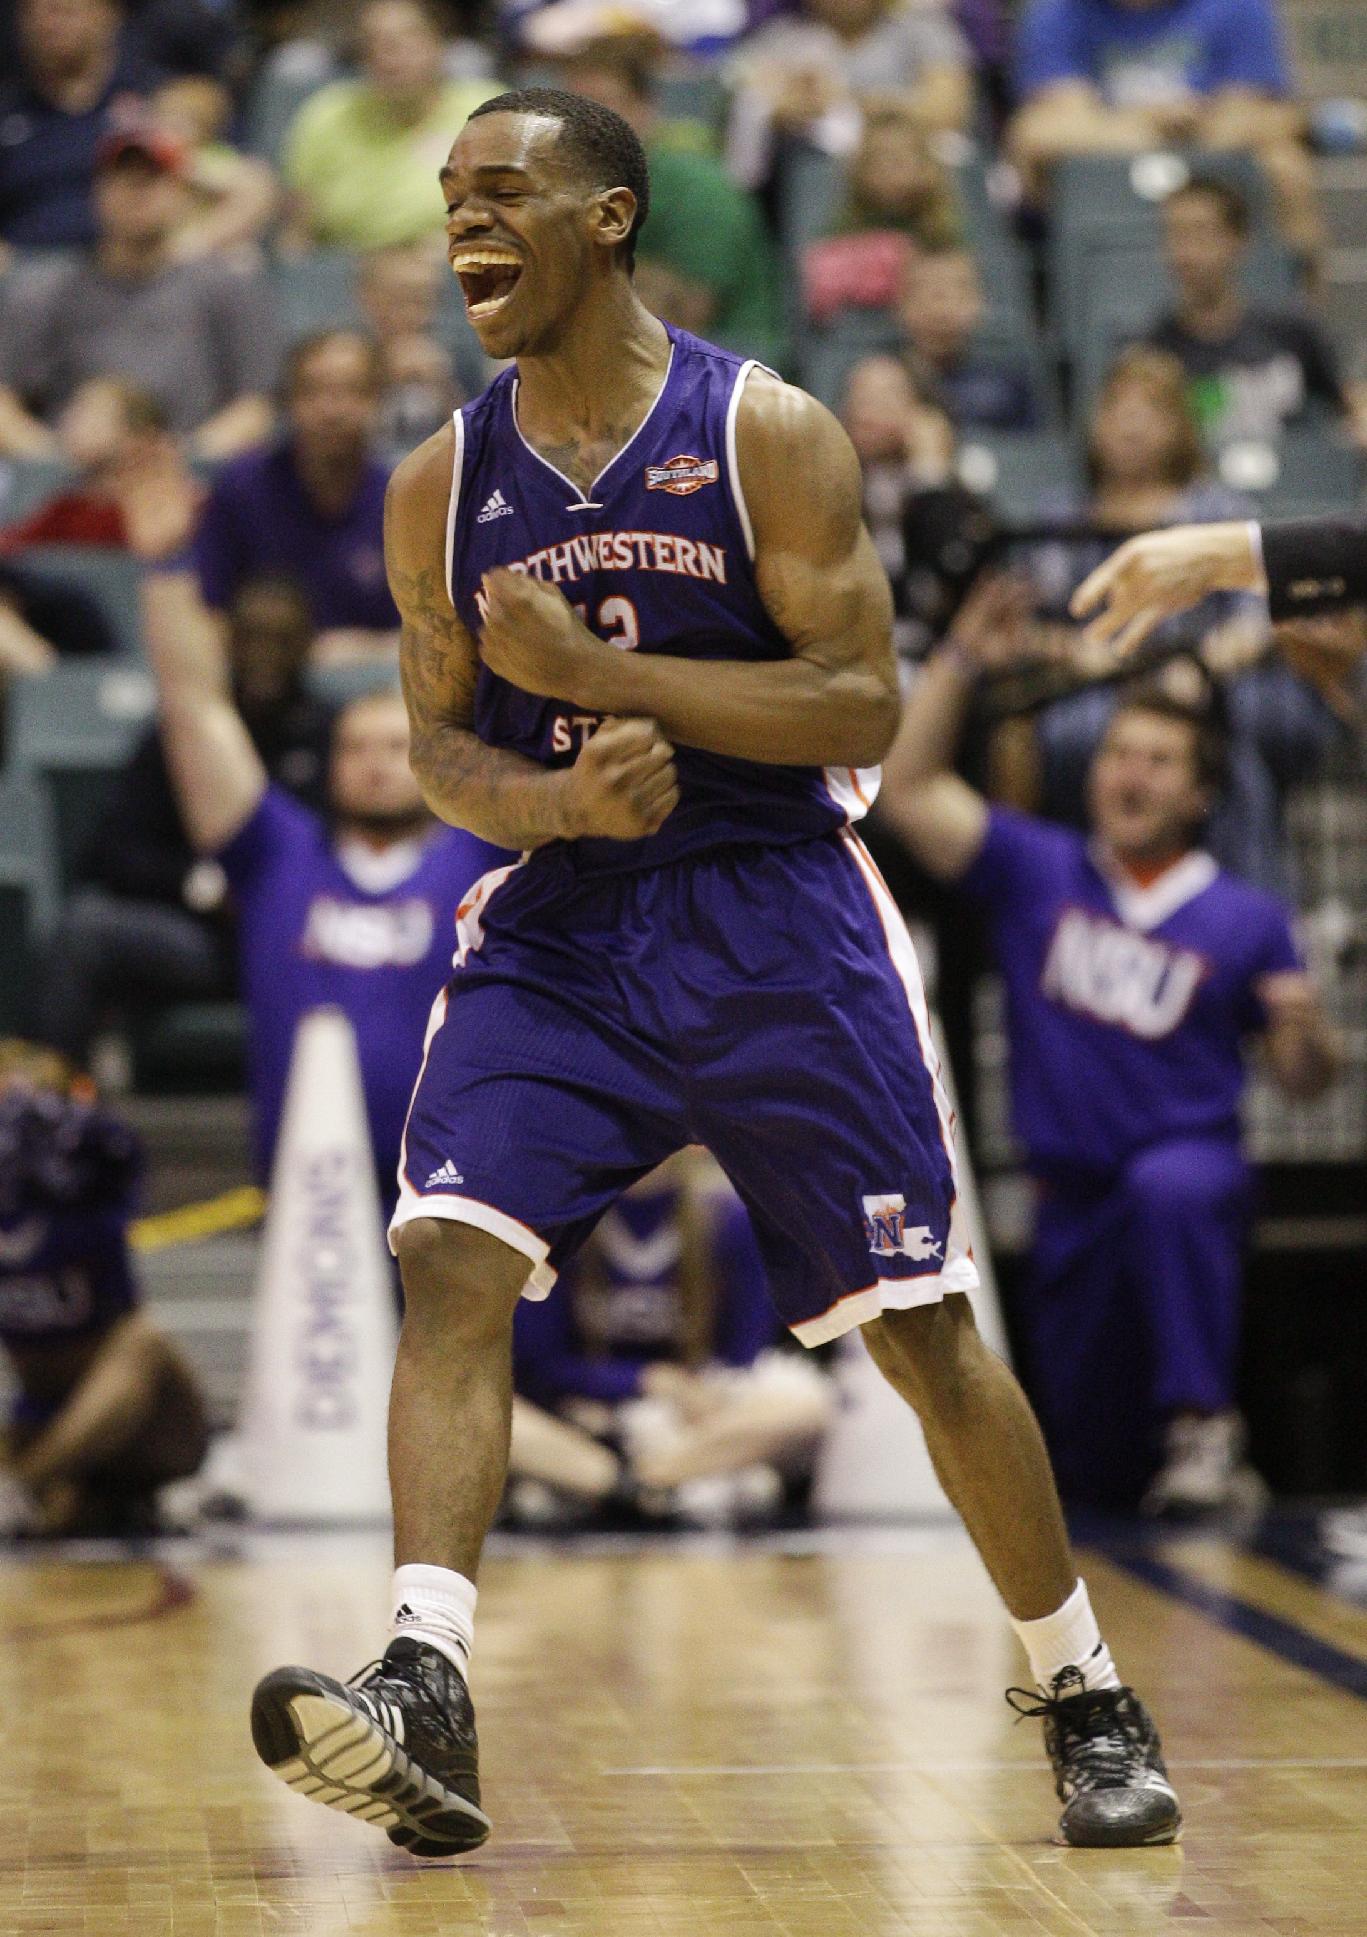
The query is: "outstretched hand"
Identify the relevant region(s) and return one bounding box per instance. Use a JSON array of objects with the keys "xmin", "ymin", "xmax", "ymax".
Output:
[
  {"xmin": 1070, "ymin": 523, "xmax": 1263, "ymax": 658},
  {"xmin": 944, "ymin": 572, "xmax": 1039, "ymax": 672}
]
